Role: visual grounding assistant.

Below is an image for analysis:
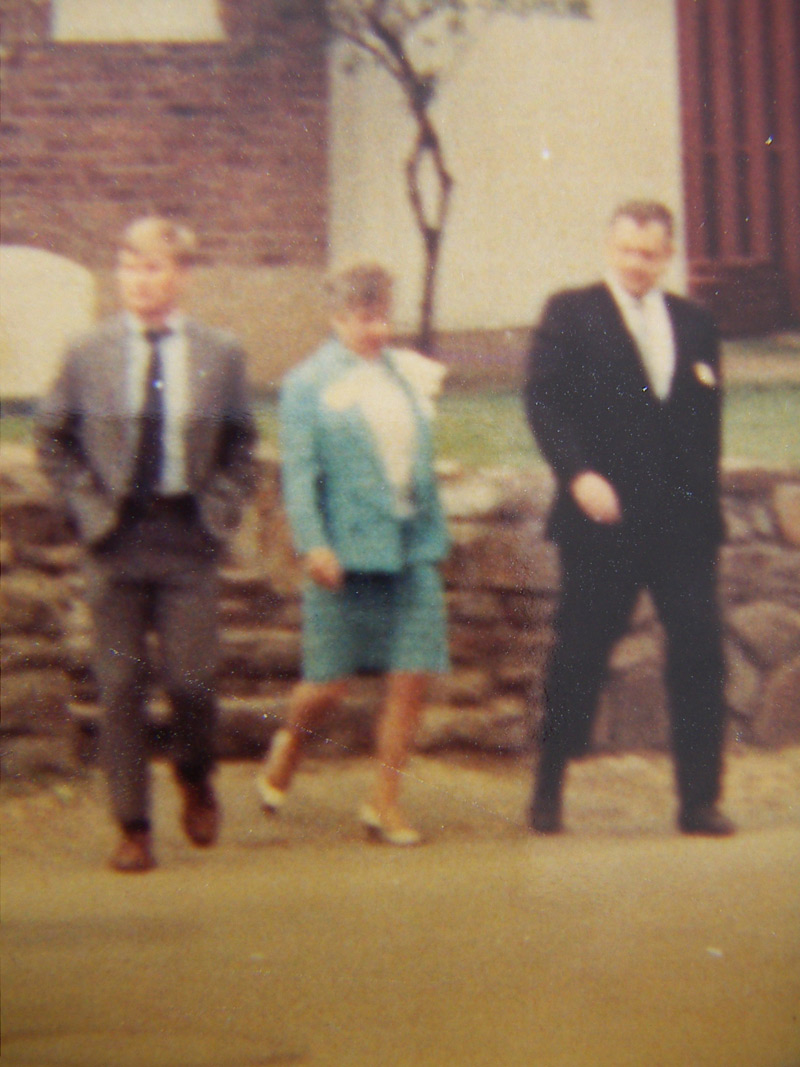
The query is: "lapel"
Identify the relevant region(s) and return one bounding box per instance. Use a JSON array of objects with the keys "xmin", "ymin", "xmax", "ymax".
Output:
[
  {"xmin": 182, "ymin": 320, "xmax": 229, "ymax": 489},
  {"xmin": 184, "ymin": 319, "xmax": 219, "ymax": 416},
  {"xmin": 596, "ymin": 284, "xmax": 701, "ymax": 405},
  {"xmin": 382, "ymin": 351, "xmax": 433, "ymax": 491},
  {"xmin": 93, "ymin": 318, "xmax": 132, "ymax": 415},
  {"xmin": 594, "ymin": 284, "xmax": 653, "ymax": 394},
  {"xmin": 663, "ymin": 294, "xmax": 693, "ymax": 391},
  {"xmin": 96, "ymin": 318, "xmax": 140, "ymax": 477}
]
